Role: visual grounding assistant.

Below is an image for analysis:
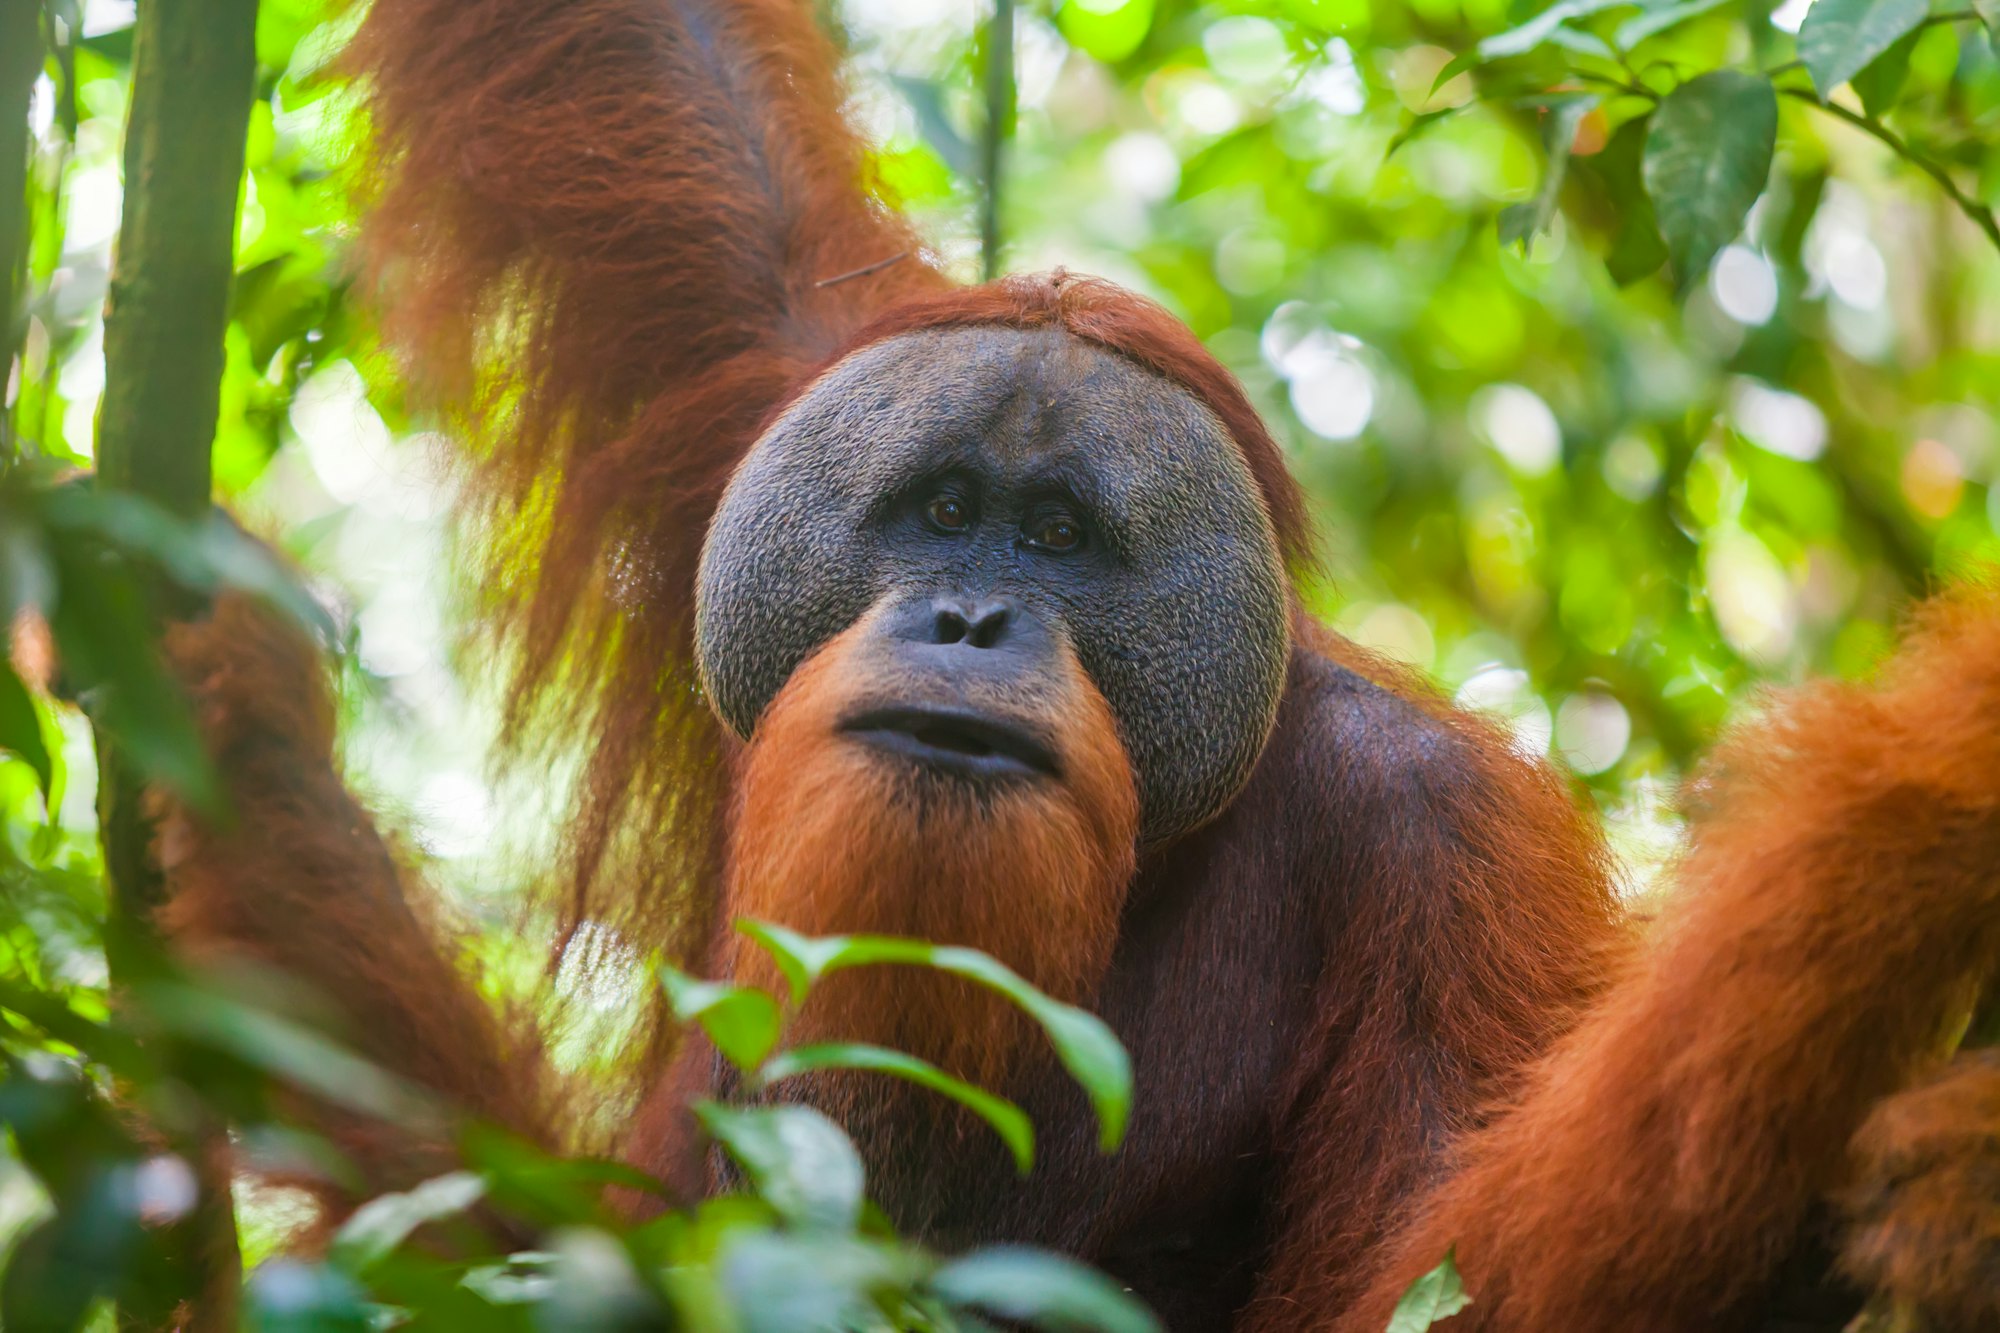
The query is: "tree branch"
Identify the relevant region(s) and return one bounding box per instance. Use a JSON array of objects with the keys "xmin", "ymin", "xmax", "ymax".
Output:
[{"xmin": 1779, "ymin": 86, "xmax": 2000, "ymax": 255}]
